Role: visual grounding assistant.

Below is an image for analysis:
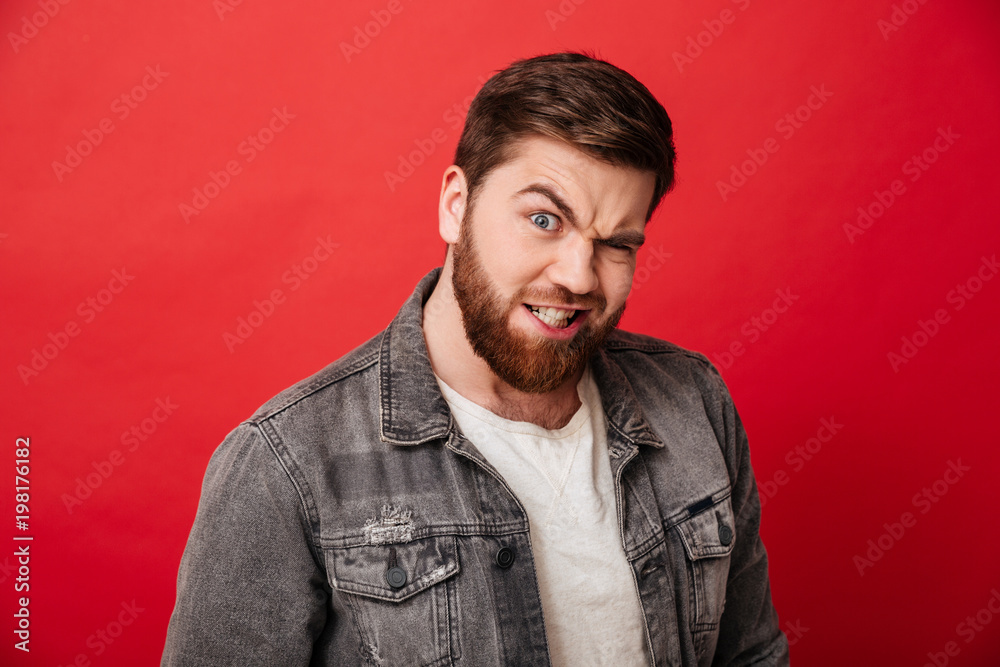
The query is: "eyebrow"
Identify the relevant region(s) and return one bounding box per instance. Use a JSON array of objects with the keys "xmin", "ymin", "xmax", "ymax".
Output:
[
  {"xmin": 513, "ymin": 183, "xmax": 646, "ymax": 249},
  {"xmin": 514, "ymin": 184, "xmax": 577, "ymax": 226}
]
